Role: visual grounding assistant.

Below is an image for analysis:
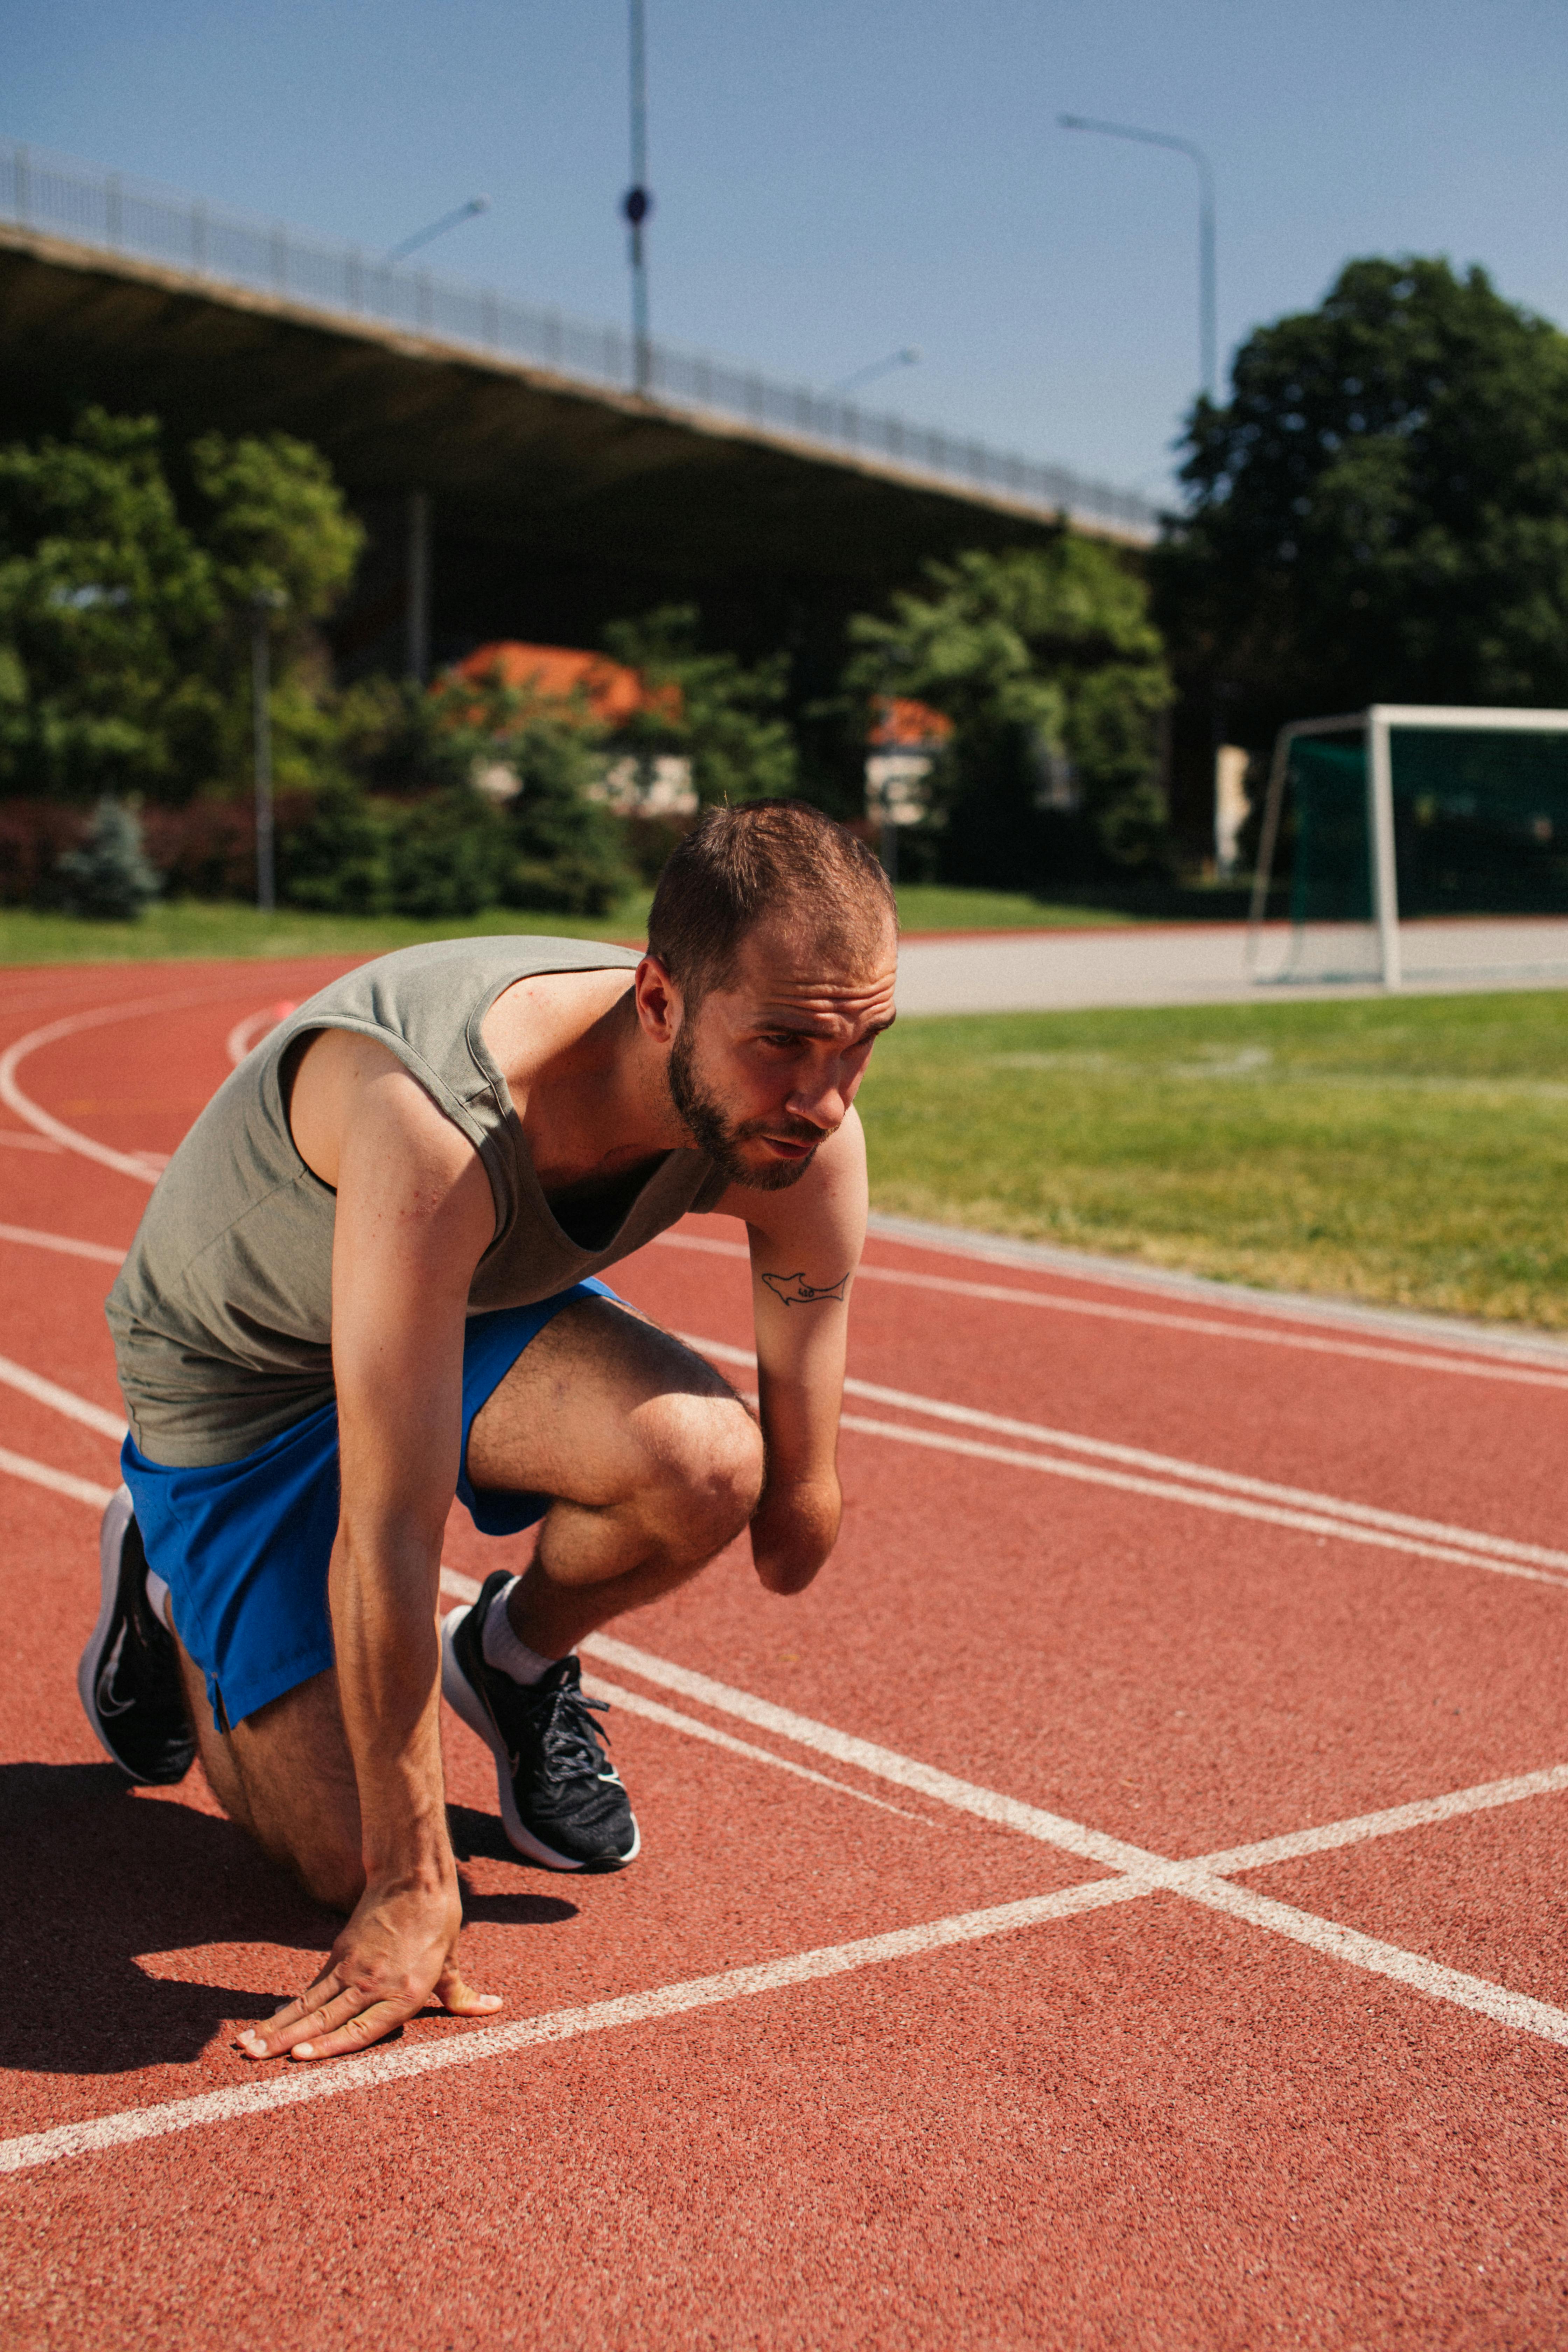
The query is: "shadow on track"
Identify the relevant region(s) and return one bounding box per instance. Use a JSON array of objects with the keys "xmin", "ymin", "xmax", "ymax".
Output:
[{"xmin": 0, "ymin": 1764, "xmax": 575, "ymax": 2076}]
